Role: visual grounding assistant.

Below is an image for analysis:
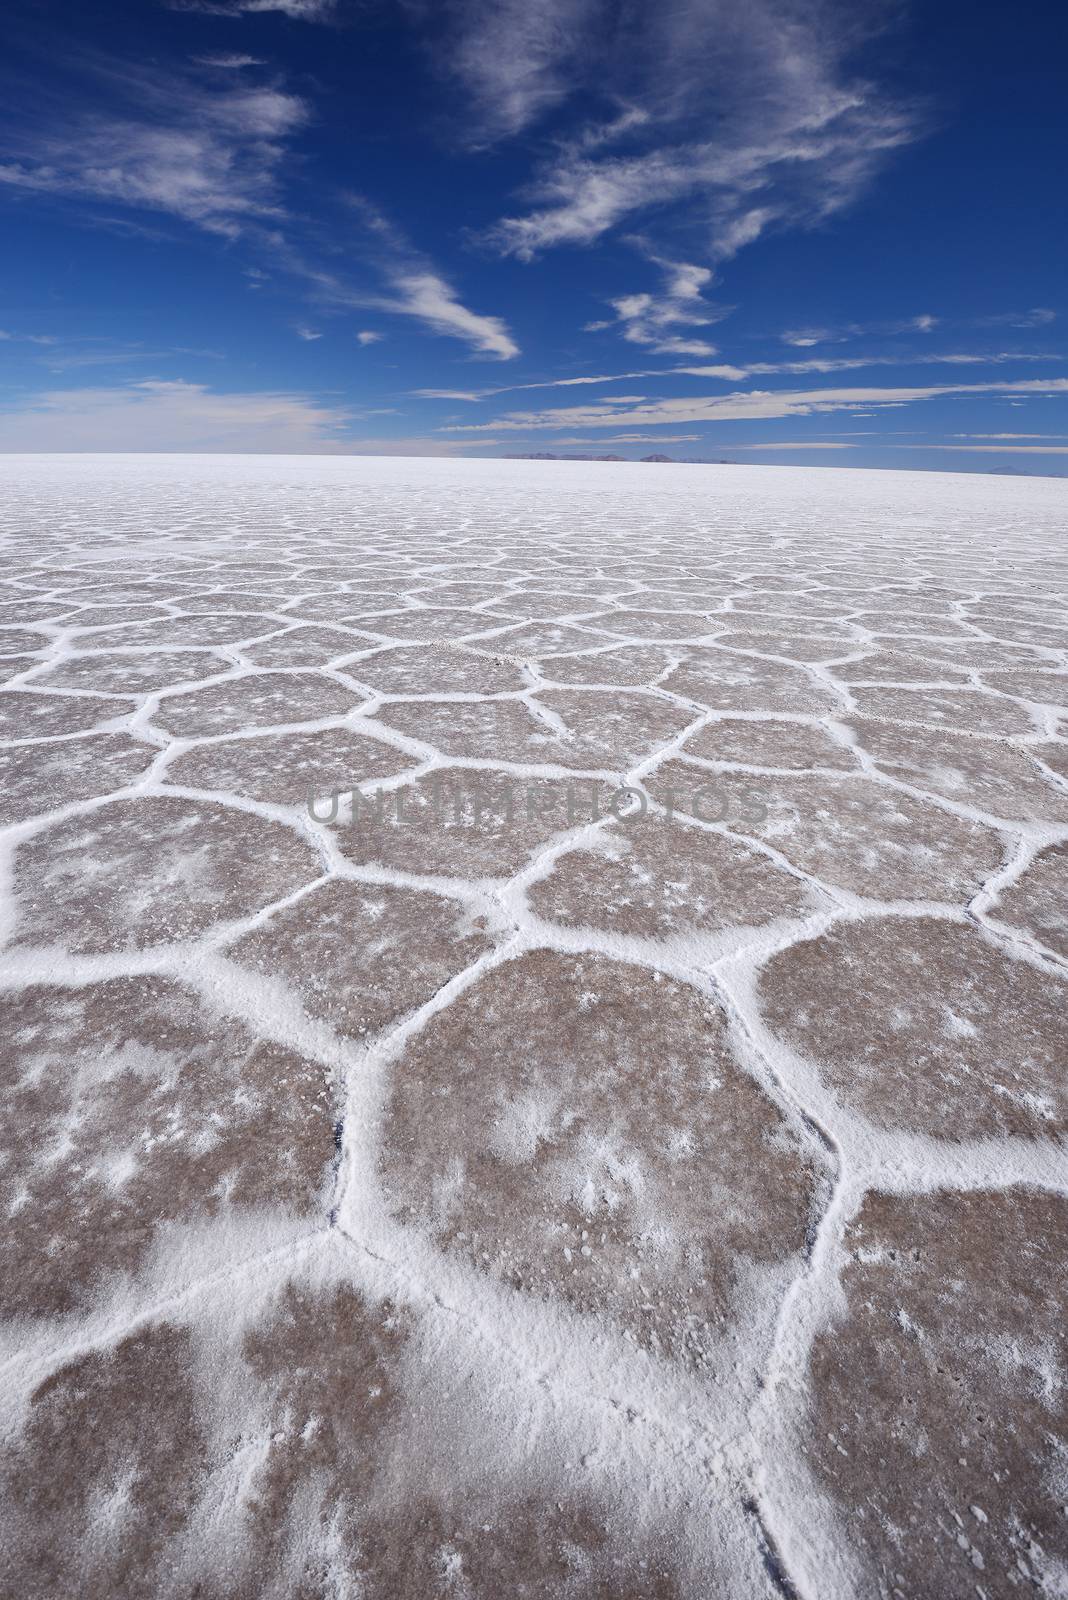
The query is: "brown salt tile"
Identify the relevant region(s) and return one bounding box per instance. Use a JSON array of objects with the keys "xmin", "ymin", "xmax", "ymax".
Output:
[
  {"xmin": 333, "ymin": 769, "xmax": 597, "ymax": 878},
  {"xmin": 993, "ymin": 843, "xmax": 1068, "ymax": 956},
  {"xmin": 356, "ymin": 608, "xmax": 523, "ymax": 643},
  {"xmin": 282, "ymin": 590, "xmax": 405, "ymax": 621},
  {"xmin": 73, "ymin": 614, "xmax": 282, "ymax": 649},
  {"xmin": 908, "ymin": 637, "xmax": 1054, "ymax": 672},
  {"xmin": 489, "ymin": 590, "xmax": 600, "ymax": 615},
  {"xmin": 29, "ymin": 649, "xmax": 229, "ymax": 695},
  {"xmin": 732, "ymin": 594, "xmax": 865, "ymax": 619},
  {"xmin": 538, "ymin": 644, "xmax": 676, "ymax": 686},
  {"xmin": 646, "ymin": 762, "xmax": 1002, "ymax": 902},
  {"xmin": 372, "ymin": 691, "xmax": 691, "ymax": 774},
  {"xmin": 592, "ymin": 608, "xmax": 717, "ymax": 642},
  {"xmin": 239, "ymin": 1283, "xmax": 694, "ymax": 1597},
  {"xmin": 982, "ymin": 669, "xmax": 1068, "ymax": 711},
  {"xmin": 661, "ymin": 651, "xmax": 839, "ymax": 715},
  {"xmin": 237, "ymin": 1282, "xmax": 410, "ymax": 1573},
  {"xmin": 0, "ymin": 733, "xmax": 153, "ymax": 825},
  {"xmin": 681, "ymin": 718, "xmax": 855, "ymax": 771},
  {"xmin": 828, "ymin": 649, "xmax": 971, "ymax": 685},
  {"xmin": 535, "ymin": 689, "xmax": 694, "ymax": 769},
  {"xmin": 0, "ymin": 654, "xmax": 50, "ymax": 680},
  {"xmin": 370, "ymin": 699, "xmax": 561, "ymax": 765},
  {"xmin": 0, "ymin": 689, "xmax": 124, "ymax": 740},
  {"xmin": 528, "ymin": 816, "xmax": 809, "ymax": 938},
  {"xmin": 229, "ymin": 878, "xmax": 492, "ymax": 1037},
  {"xmin": 849, "ymin": 684, "xmax": 1034, "ymax": 736},
  {"xmin": 477, "ymin": 621, "xmax": 606, "ymax": 657},
  {"xmin": 0, "ymin": 627, "xmax": 49, "ymax": 656},
  {"xmin": 851, "ymin": 613, "xmax": 974, "ymax": 638},
  {"xmin": 849, "ymin": 718, "xmax": 1068, "ymax": 823},
  {"xmin": 1034, "ymin": 740, "xmax": 1068, "ymax": 781},
  {"xmin": 380, "ymin": 950, "xmax": 823, "ymax": 1360},
  {"xmin": 237, "ymin": 625, "xmax": 373, "ymax": 668},
  {"xmin": 0, "ymin": 599, "xmax": 71, "ymax": 625},
  {"xmin": 153, "ymin": 671, "xmax": 364, "ymax": 738},
  {"xmin": 759, "ymin": 915, "xmax": 1068, "ymax": 1137},
  {"xmin": 0, "ymin": 977, "xmax": 332, "ymax": 1318},
  {"xmin": 348, "ymin": 644, "xmax": 526, "ymax": 695},
  {"xmin": 13, "ymin": 795, "xmax": 320, "ymax": 951},
  {"xmin": 964, "ymin": 615, "xmax": 1068, "ymax": 649},
  {"xmin": 706, "ymin": 630, "xmax": 859, "ymax": 661},
  {"xmin": 0, "ymin": 1323, "xmax": 207, "ymax": 1598},
  {"xmin": 166, "ymin": 724, "xmax": 410, "ymax": 805},
  {"xmin": 799, "ymin": 1188, "xmax": 1068, "ymax": 1599}
]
